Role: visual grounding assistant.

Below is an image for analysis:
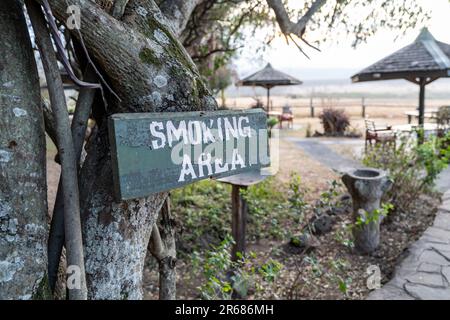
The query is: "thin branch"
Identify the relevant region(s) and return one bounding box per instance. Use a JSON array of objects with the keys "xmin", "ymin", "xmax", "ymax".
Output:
[
  {"xmin": 190, "ymin": 46, "xmax": 243, "ymax": 61},
  {"xmin": 41, "ymin": 0, "xmax": 101, "ymax": 89},
  {"xmin": 288, "ymin": 35, "xmax": 310, "ymax": 59},
  {"xmin": 300, "ymin": 36, "xmax": 321, "ymax": 52},
  {"xmin": 45, "ymin": 0, "xmax": 121, "ymax": 104},
  {"xmin": 266, "ymin": 0, "xmax": 326, "ymax": 56},
  {"xmin": 47, "ymin": 66, "xmax": 97, "ymax": 294},
  {"xmin": 26, "ymin": 0, "xmax": 88, "ymax": 300}
]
